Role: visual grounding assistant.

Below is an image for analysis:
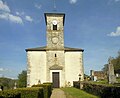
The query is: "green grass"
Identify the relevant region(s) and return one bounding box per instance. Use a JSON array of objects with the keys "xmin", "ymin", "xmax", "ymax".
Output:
[{"xmin": 61, "ymin": 87, "xmax": 99, "ymax": 98}]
